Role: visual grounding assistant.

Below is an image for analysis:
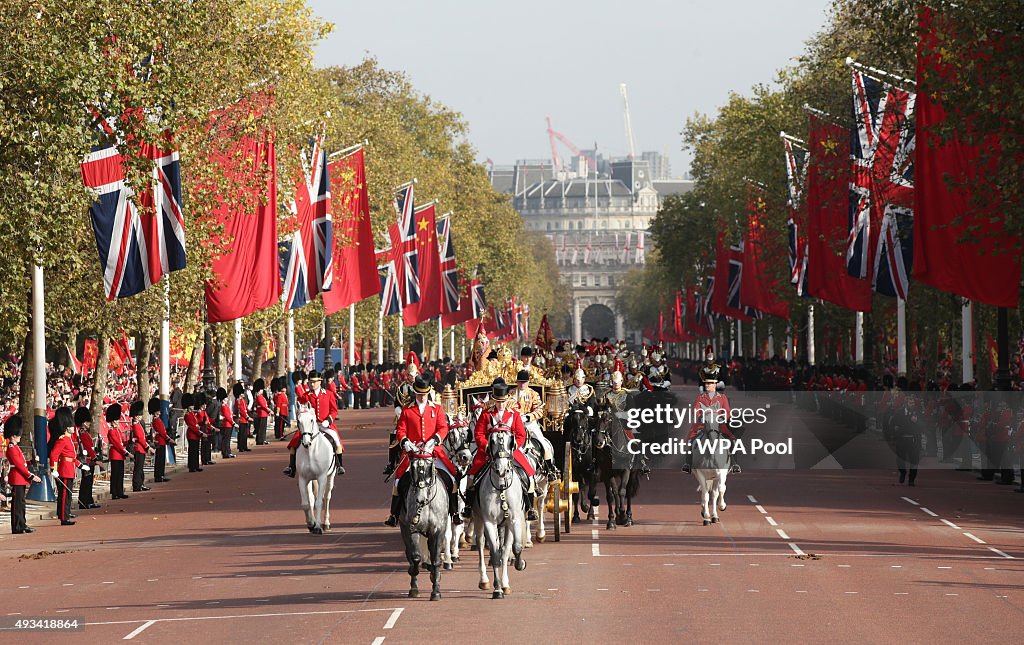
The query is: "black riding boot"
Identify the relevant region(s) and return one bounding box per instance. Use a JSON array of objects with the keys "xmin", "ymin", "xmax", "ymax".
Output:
[
  {"xmin": 461, "ymin": 485, "xmax": 475, "ymax": 519},
  {"xmin": 334, "ymin": 453, "xmax": 345, "ymax": 476},
  {"xmin": 384, "ymin": 494, "xmax": 401, "ymax": 527},
  {"xmin": 383, "ymin": 434, "xmax": 400, "ymax": 476},
  {"xmin": 681, "ymin": 450, "xmax": 692, "ymax": 474},
  {"xmin": 450, "ymin": 490, "xmax": 462, "ymax": 525},
  {"xmin": 526, "ymin": 492, "xmax": 538, "ymax": 521},
  {"xmin": 283, "ymin": 452, "xmax": 296, "ymax": 478}
]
